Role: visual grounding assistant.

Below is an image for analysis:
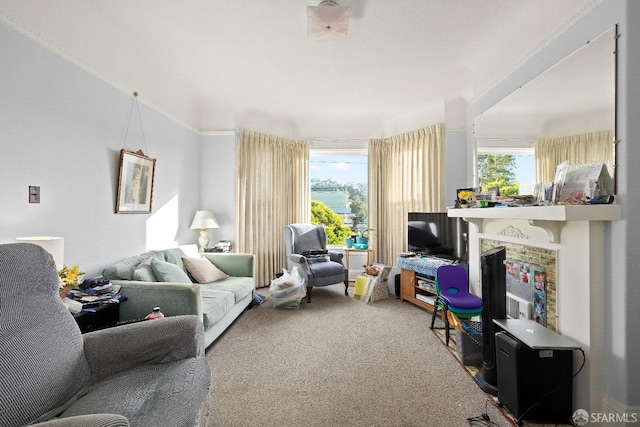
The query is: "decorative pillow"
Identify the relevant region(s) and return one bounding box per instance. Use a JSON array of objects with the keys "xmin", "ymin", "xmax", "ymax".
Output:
[
  {"xmin": 150, "ymin": 260, "xmax": 192, "ymax": 283},
  {"xmin": 159, "ymin": 248, "xmax": 188, "ymax": 272},
  {"xmin": 132, "ymin": 258, "xmax": 157, "ymax": 282},
  {"xmin": 102, "ymin": 254, "xmax": 147, "ymax": 280},
  {"xmin": 183, "ymin": 257, "xmax": 229, "ymax": 284}
]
